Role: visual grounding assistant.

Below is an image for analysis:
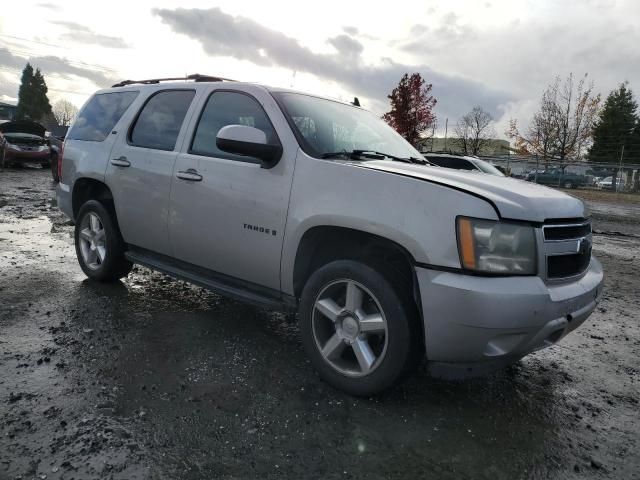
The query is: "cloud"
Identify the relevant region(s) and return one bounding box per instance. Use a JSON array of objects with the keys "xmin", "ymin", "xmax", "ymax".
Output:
[
  {"xmin": 52, "ymin": 21, "xmax": 130, "ymax": 49},
  {"xmin": 0, "ymin": 47, "xmax": 115, "ymax": 89},
  {"xmin": 153, "ymin": 7, "xmax": 511, "ymax": 122},
  {"xmin": 342, "ymin": 26, "xmax": 359, "ymax": 36},
  {"xmin": 37, "ymin": 2, "xmax": 60, "ymax": 10},
  {"xmin": 327, "ymin": 34, "xmax": 363, "ymax": 57}
]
